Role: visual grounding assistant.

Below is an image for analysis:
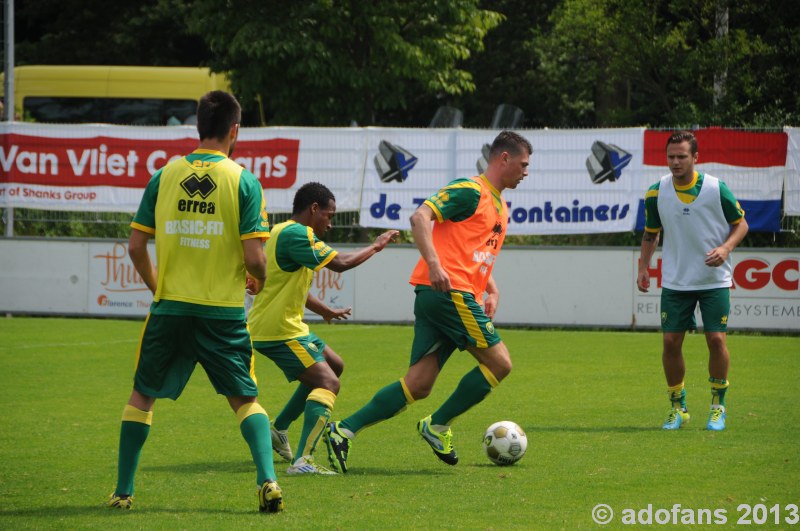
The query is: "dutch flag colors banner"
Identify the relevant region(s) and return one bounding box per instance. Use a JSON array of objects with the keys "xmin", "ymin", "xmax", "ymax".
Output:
[
  {"xmin": 635, "ymin": 128, "xmax": 789, "ymax": 232},
  {"xmin": 785, "ymin": 127, "xmax": 800, "ymax": 216}
]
